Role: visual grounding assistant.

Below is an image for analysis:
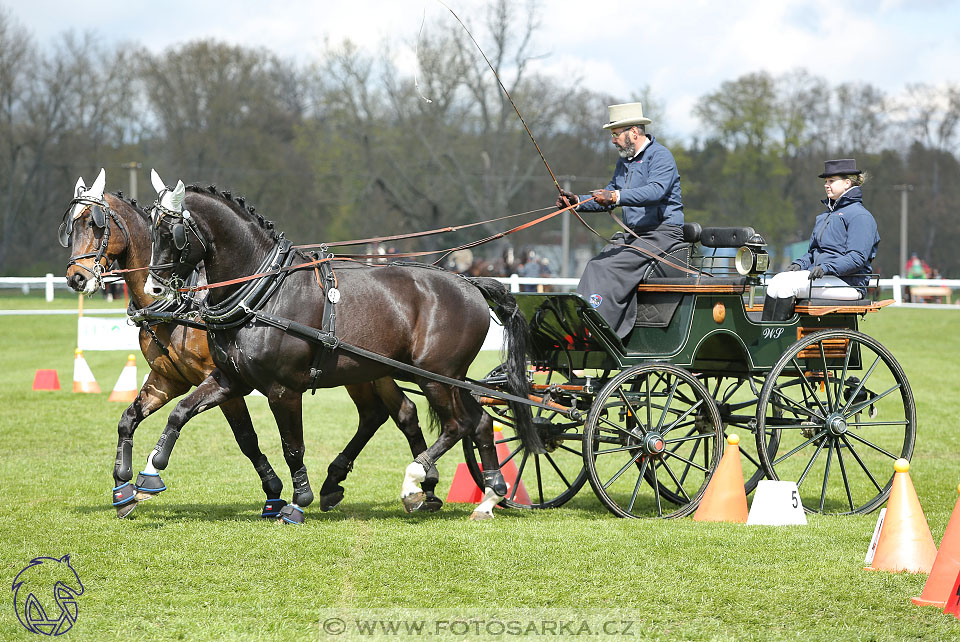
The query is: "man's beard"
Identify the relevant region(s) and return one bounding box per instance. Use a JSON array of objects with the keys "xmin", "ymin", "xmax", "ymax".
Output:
[{"xmin": 616, "ymin": 138, "xmax": 636, "ymax": 159}]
